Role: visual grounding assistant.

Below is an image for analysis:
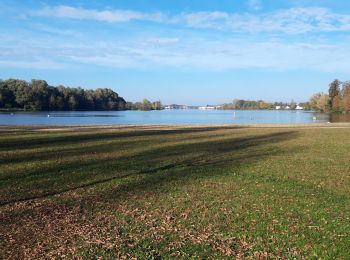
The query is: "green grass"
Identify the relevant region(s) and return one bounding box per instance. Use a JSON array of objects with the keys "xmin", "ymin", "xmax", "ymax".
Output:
[{"xmin": 0, "ymin": 125, "xmax": 350, "ymax": 258}]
